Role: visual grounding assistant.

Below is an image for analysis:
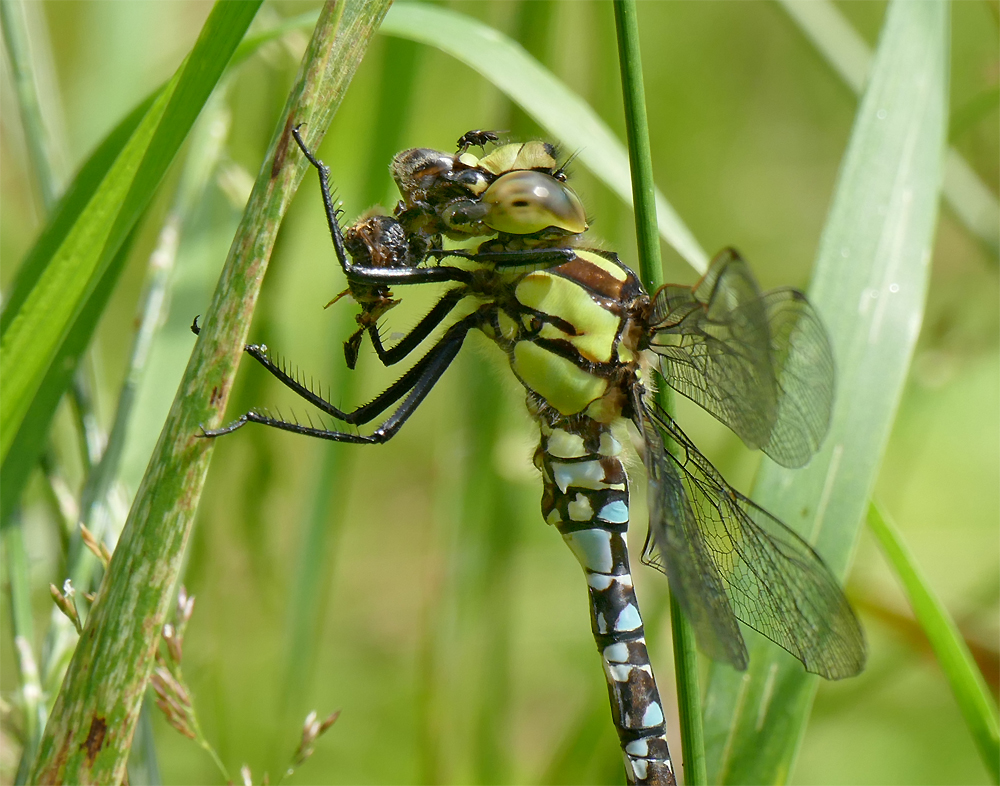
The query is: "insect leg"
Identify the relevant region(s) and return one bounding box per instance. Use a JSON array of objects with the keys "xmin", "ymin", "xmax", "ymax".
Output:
[
  {"xmin": 368, "ymin": 287, "xmax": 468, "ymax": 367},
  {"xmin": 202, "ymin": 310, "xmax": 483, "ymax": 442}
]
